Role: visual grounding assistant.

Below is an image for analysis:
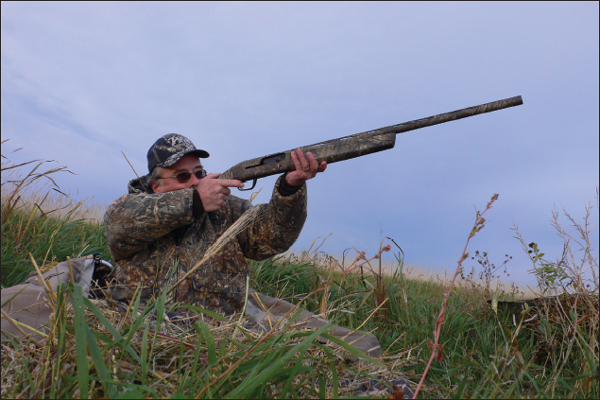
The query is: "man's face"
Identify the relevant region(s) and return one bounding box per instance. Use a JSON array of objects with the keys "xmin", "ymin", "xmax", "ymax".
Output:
[{"xmin": 150, "ymin": 154, "xmax": 205, "ymax": 193}]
